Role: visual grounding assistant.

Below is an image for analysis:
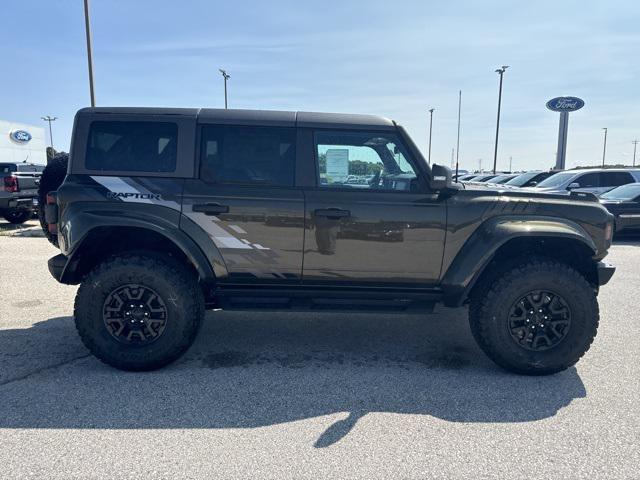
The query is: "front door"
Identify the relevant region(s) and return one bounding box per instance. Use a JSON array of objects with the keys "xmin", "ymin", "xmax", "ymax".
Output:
[
  {"xmin": 182, "ymin": 124, "xmax": 305, "ymax": 283},
  {"xmin": 302, "ymin": 130, "xmax": 446, "ymax": 286}
]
